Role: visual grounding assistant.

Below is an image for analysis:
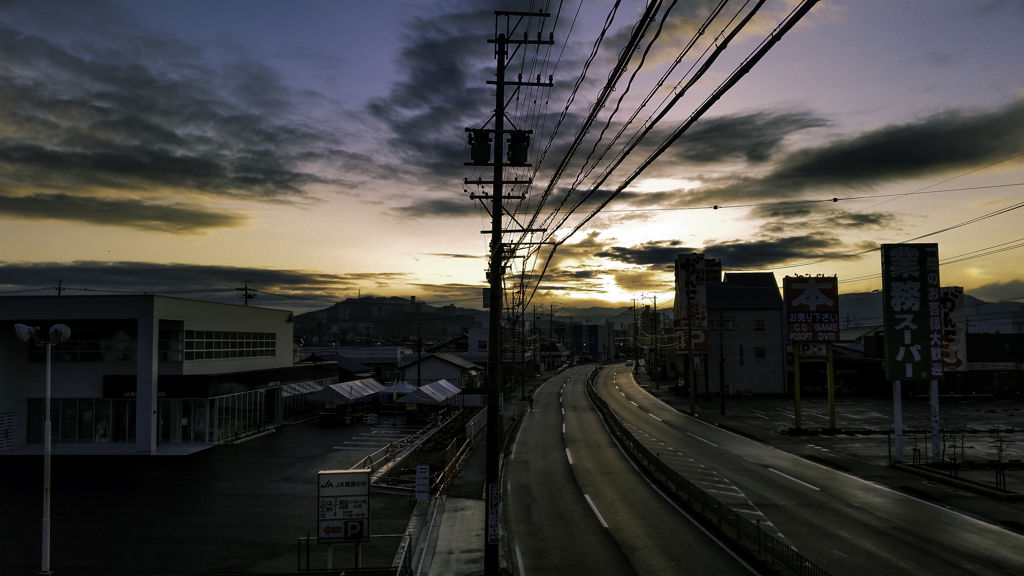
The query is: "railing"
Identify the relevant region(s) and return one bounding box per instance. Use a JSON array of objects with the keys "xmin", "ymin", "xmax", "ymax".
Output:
[
  {"xmin": 349, "ymin": 410, "xmax": 462, "ymax": 473},
  {"xmin": 585, "ymin": 370, "xmax": 833, "ymax": 576},
  {"xmin": 297, "ymin": 534, "xmax": 406, "ymax": 573}
]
